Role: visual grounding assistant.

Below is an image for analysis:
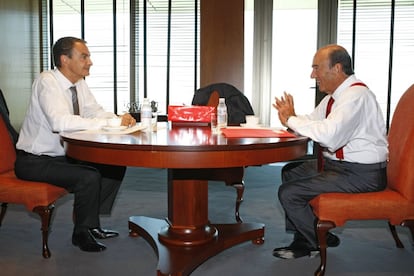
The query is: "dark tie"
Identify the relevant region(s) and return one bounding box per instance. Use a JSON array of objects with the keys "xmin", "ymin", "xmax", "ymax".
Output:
[
  {"xmin": 70, "ymin": 86, "xmax": 80, "ymax": 115},
  {"xmin": 325, "ymin": 97, "xmax": 344, "ymax": 159},
  {"xmin": 318, "ymin": 83, "xmax": 368, "ymax": 170},
  {"xmin": 318, "ymin": 97, "xmax": 343, "ymax": 171},
  {"xmin": 325, "ymin": 97, "xmax": 334, "ymax": 117}
]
